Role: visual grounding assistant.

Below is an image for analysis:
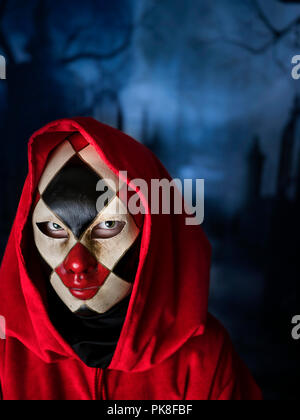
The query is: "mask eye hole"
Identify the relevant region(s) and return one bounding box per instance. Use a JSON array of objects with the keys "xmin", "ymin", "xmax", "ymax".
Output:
[
  {"xmin": 37, "ymin": 222, "xmax": 69, "ymax": 239},
  {"xmin": 91, "ymin": 221, "xmax": 126, "ymax": 239}
]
